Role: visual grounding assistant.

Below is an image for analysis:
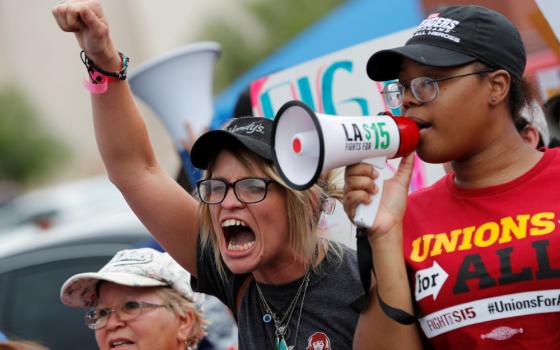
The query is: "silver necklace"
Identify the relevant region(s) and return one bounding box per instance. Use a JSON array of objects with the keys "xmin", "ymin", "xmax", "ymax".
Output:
[{"xmin": 255, "ymin": 270, "xmax": 311, "ymax": 350}]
